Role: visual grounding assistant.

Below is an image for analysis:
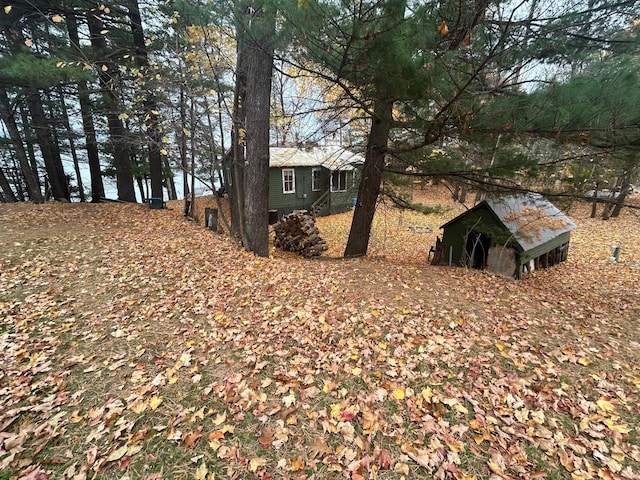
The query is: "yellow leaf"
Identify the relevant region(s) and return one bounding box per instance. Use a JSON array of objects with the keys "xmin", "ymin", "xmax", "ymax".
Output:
[
  {"xmin": 4, "ymin": 5, "xmax": 12, "ymax": 13},
  {"xmin": 160, "ymin": 149, "xmax": 168, "ymax": 155},
  {"xmin": 390, "ymin": 388, "xmax": 404, "ymax": 400},
  {"xmin": 604, "ymin": 419, "xmax": 630, "ymax": 433},
  {"xmin": 455, "ymin": 473, "xmax": 477, "ymax": 480},
  {"xmin": 70, "ymin": 410, "xmax": 84, "ymax": 423},
  {"xmin": 394, "ymin": 462, "xmax": 410, "ymax": 475},
  {"xmin": 130, "ymin": 399, "xmax": 148, "ymax": 414},
  {"xmin": 495, "ymin": 341, "xmax": 505, "ymax": 352},
  {"xmin": 118, "ymin": 112, "xmax": 129, "ymax": 120},
  {"xmin": 596, "ymin": 397, "xmax": 616, "ymax": 413},
  {"xmin": 101, "ymin": 64, "xmax": 108, "ymax": 72},
  {"xmin": 220, "ymin": 424, "xmax": 235, "ymax": 434},
  {"xmin": 183, "ymin": 127, "xmax": 191, "ymax": 137},
  {"xmin": 195, "ymin": 462, "xmax": 208, "ymax": 480},
  {"xmin": 149, "ymin": 395, "xmax": 163, "ymax": 410},
  {"xmin": 212, "ymin": 412, "xmax": 226, "ymax": 426},
  {"xmin": 473, "ymin": 434, "xmax": 487, "ymax": 444},
  {"xmin": 445, "ymin": 436, "xmax": 464, "ymax": 453},
  {"xmin": 249, "ymin": 457, "xmax": 267, "ymax": 472},
  {"xmin": 51, "ymin": 14, "xmax": 63, "ymax": 23},
  {"xmin": 438, "ymin": 20, "xmax": 449, "ymax": 36},
  {"xmin": 421, "ymin": 387, "xmax": 434, "ymax": 402},
  {"xmin": 577, "ymin": 357, "xmax": 592, "ymax": 366},
  {"xmin": 190, "ymin": 407, "xmax": 205, "ymax": 422},
  {"xmin": 453, "ymin": 403, "xmax": 469, "ymax": 414},
  {"xmin": 557, "ymin": 447, "xmax": 574, "ymax": 471},
  {"xmin": 487, "ymin": 460, "xmax": 504, "ymax": 475}
]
